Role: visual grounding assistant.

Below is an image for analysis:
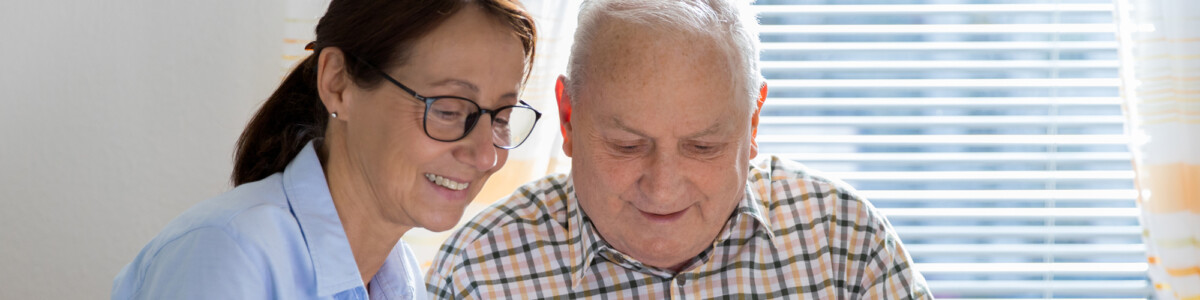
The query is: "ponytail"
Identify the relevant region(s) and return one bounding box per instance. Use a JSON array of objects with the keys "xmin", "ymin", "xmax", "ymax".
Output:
[{"xmin": 232, "ymin": 54, "xmax": 327, "ymax": 185}]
